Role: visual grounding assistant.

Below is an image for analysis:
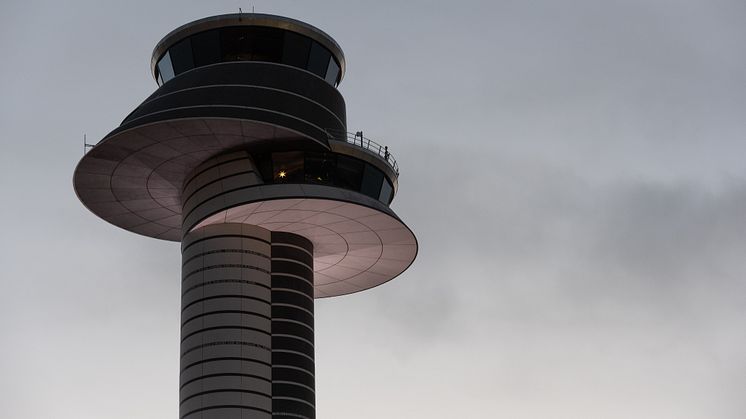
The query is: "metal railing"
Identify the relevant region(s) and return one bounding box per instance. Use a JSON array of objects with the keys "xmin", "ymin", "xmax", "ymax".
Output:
[{"xmin": 326, "ymin": 129, "xmax": 399, "ymax": 174}]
